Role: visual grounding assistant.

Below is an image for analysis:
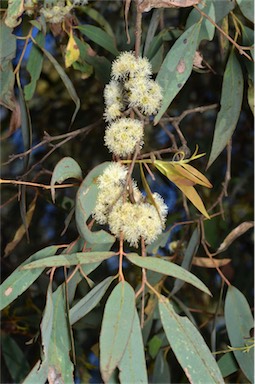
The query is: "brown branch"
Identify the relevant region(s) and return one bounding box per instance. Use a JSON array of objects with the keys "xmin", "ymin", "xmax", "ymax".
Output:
[
  {"xmin": 2, "ymin": 119, "xmax": 101, "ymax": 166},
  {"xmin": 0, "ymin": 179, "xmax": 79, "ymax": 190}
]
